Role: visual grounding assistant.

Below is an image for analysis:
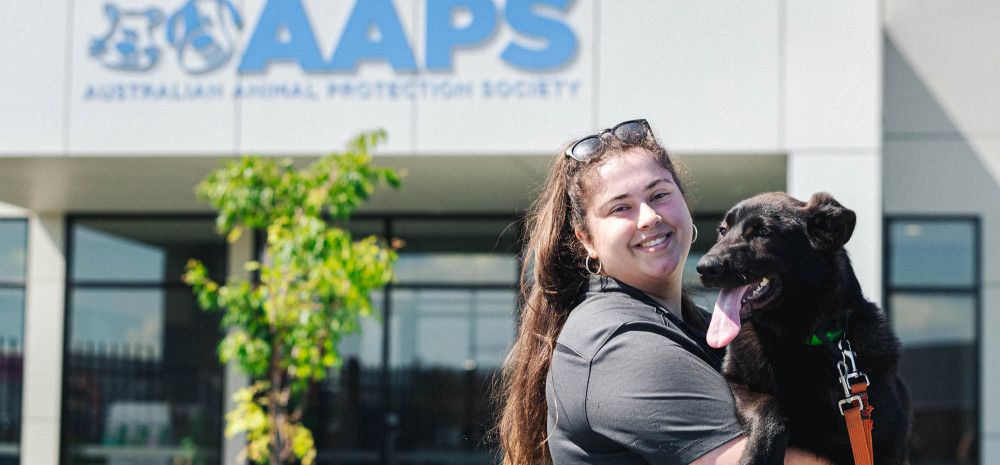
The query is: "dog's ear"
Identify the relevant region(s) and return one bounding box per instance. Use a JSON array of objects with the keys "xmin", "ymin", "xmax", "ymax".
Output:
[{"xmin": 802, "ymin": 192, "xmax": 856, "ymax": 251}]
